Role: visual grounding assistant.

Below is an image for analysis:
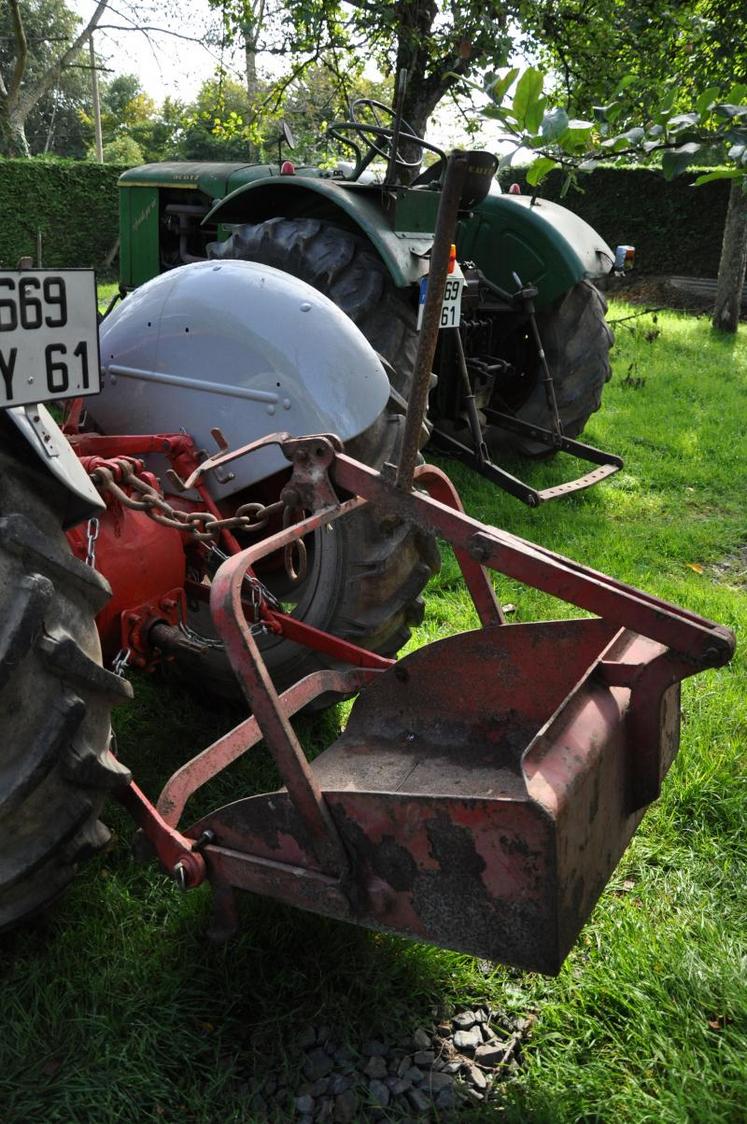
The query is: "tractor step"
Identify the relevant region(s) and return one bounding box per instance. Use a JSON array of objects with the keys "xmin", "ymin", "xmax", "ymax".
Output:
[{"xmin": 433, "ymin": 410, "xmax": 623, "ymax": 506}]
